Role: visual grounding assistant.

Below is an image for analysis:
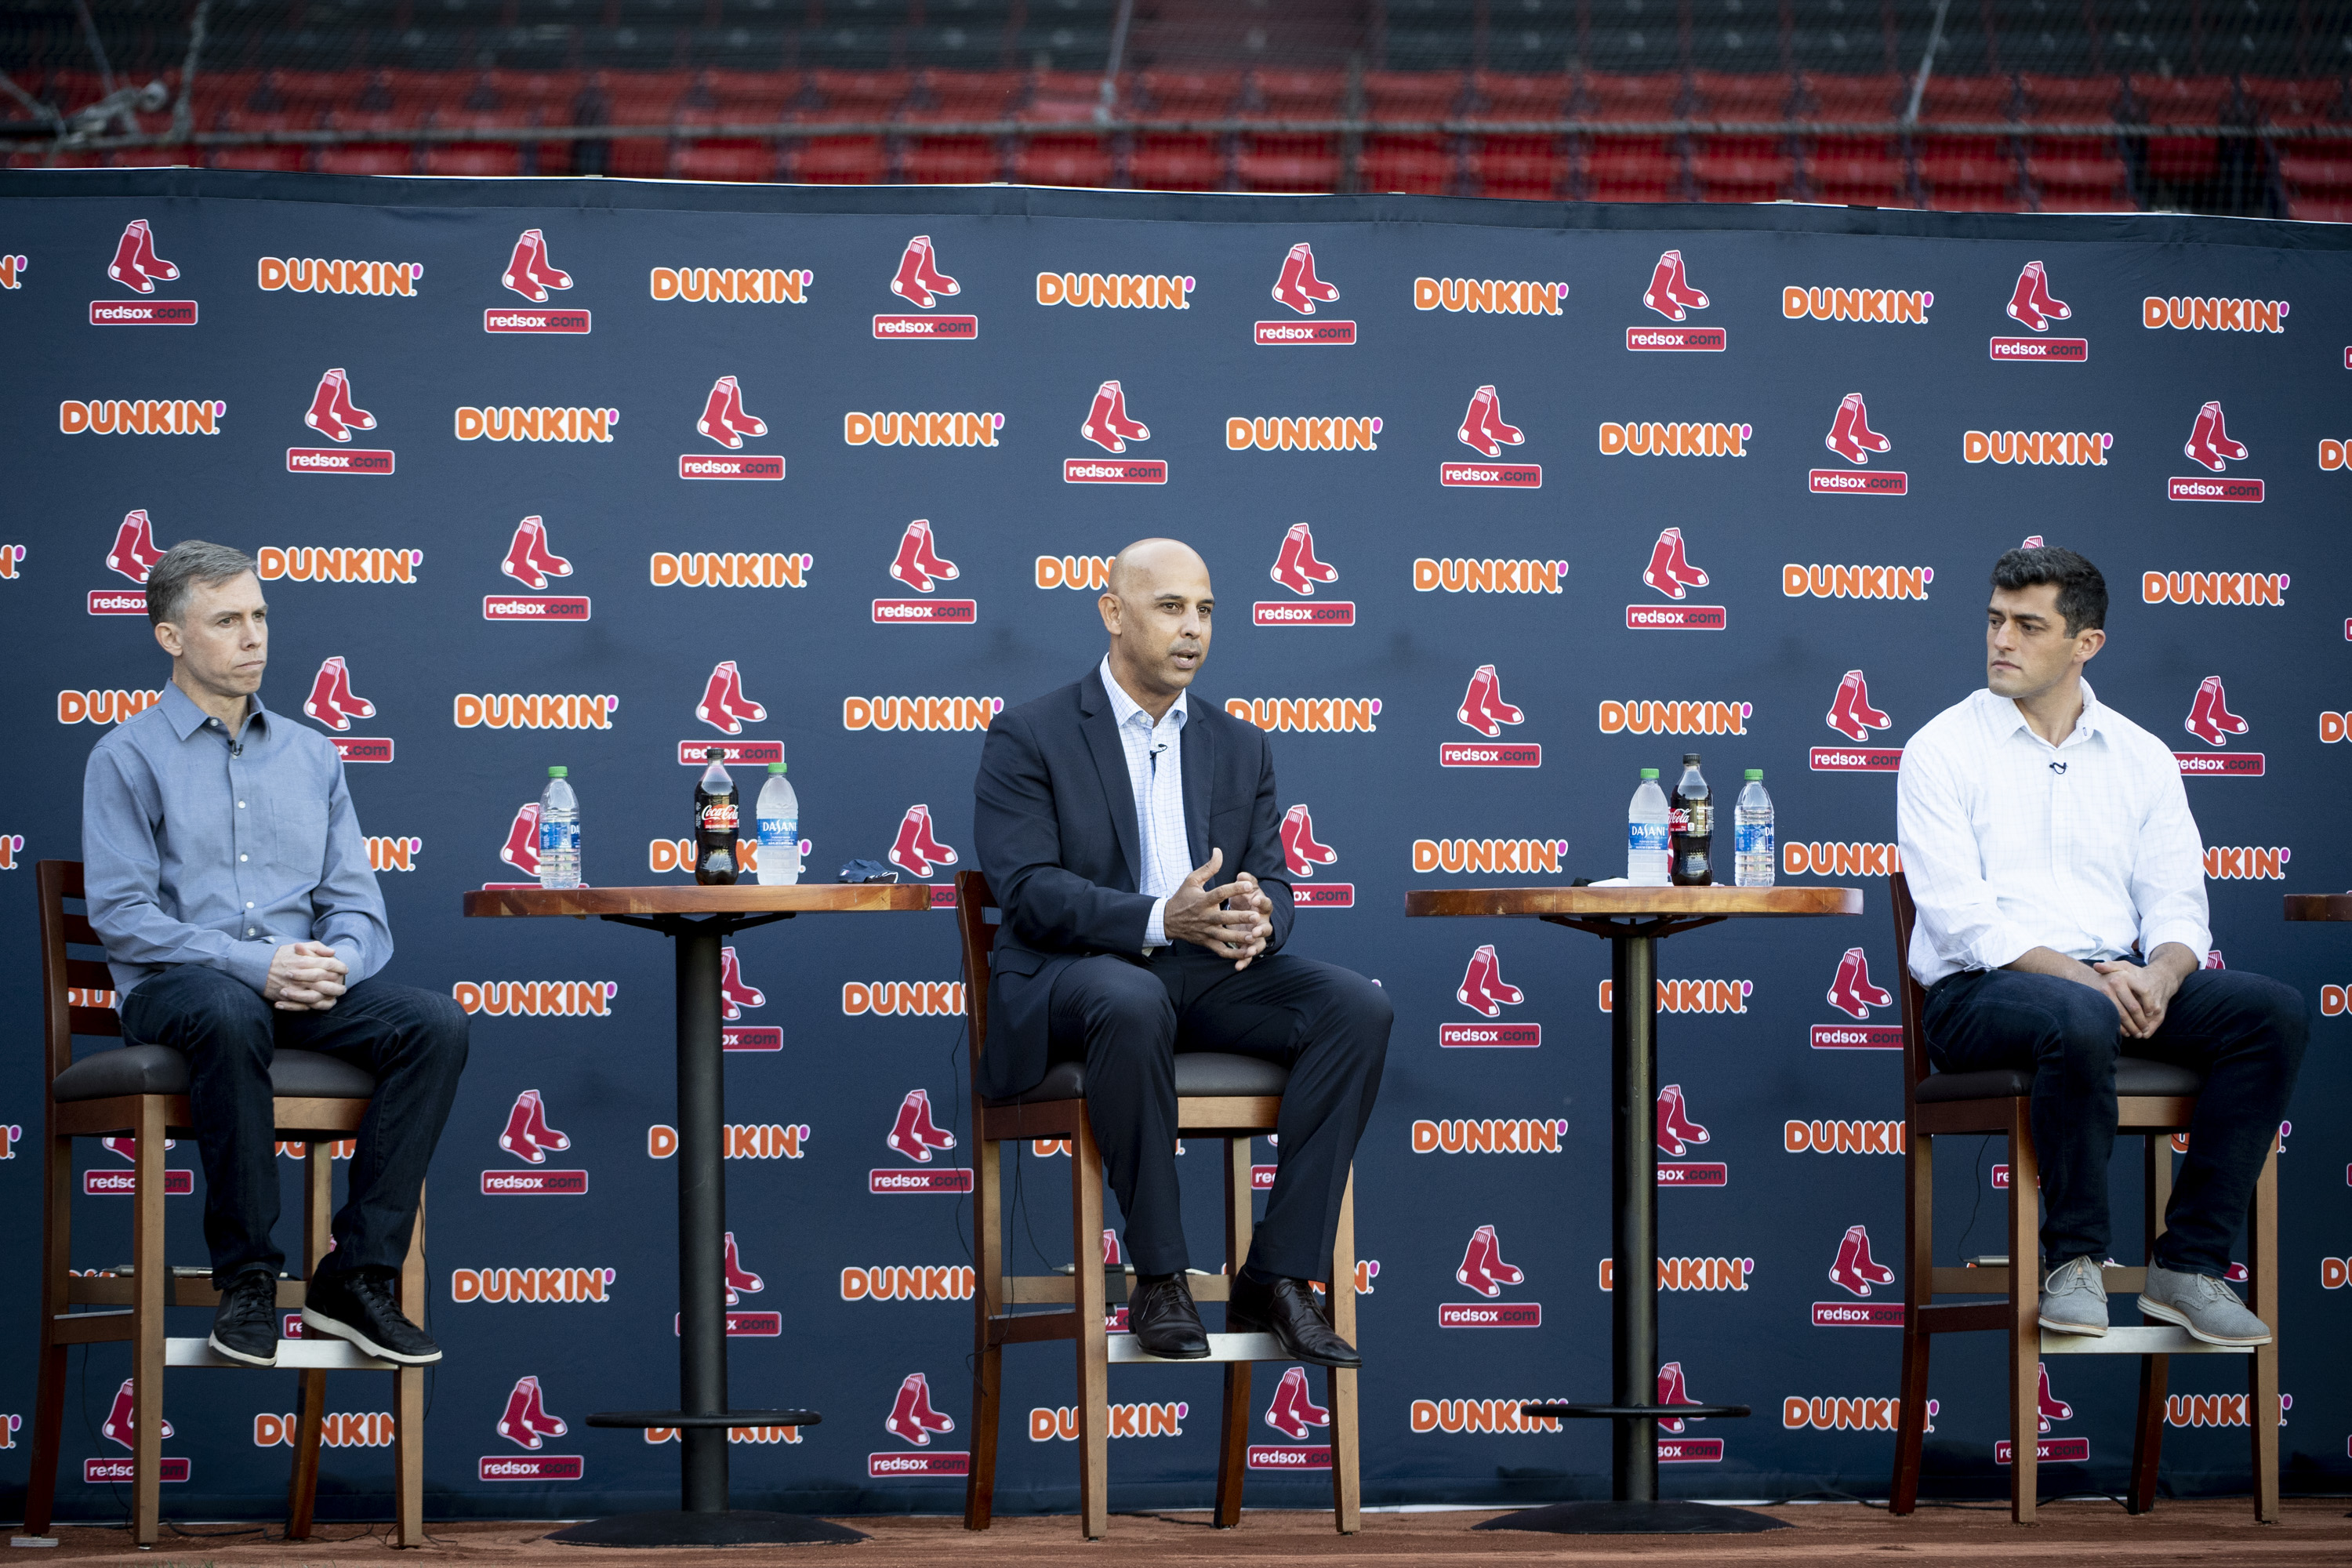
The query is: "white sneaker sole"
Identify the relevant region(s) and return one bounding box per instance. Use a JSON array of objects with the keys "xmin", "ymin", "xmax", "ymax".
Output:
[
  {"xmin": 2139, "ymin": 1298, "xmax": 2272, "ymax": 1347},
  {"xmin": 206, "ymin": 1332, "xmax": 278, "ymax": 1367},
  {"xmin": 300, "ymin": 1305, "xmax": 444, "ymax": 1364},
  {"xmin": 2036, "ymin": 1312, "xmax": 2106, "ymax": 1337}
]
